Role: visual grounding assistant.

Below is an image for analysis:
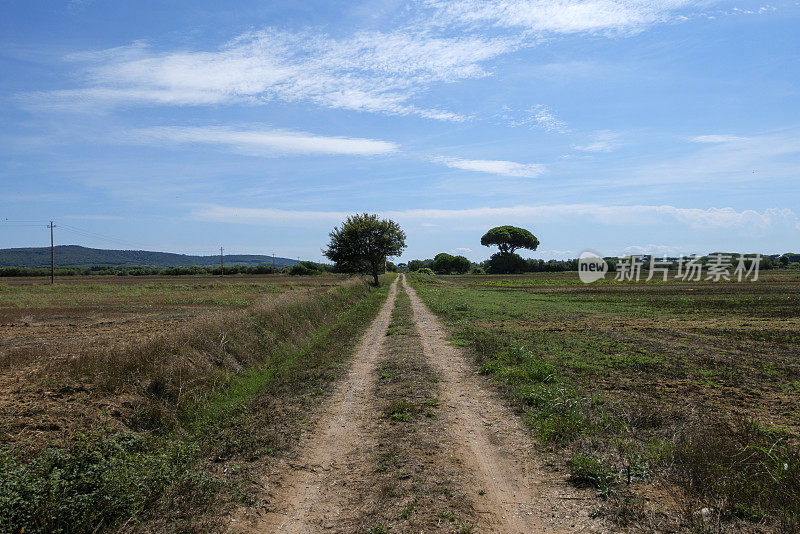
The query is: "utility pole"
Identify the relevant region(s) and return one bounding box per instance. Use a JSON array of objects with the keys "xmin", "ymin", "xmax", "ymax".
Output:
[
  {"xmin": 220, "ymin": 247, "xmax": 224, "ymax": 276},
  {"xmin": 272, "ymin": 253, "xmax": 275, "ymax": 270},
  {"xmin": 47, "ymin": 221, "xmax": 56, "ymax": 284}
]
